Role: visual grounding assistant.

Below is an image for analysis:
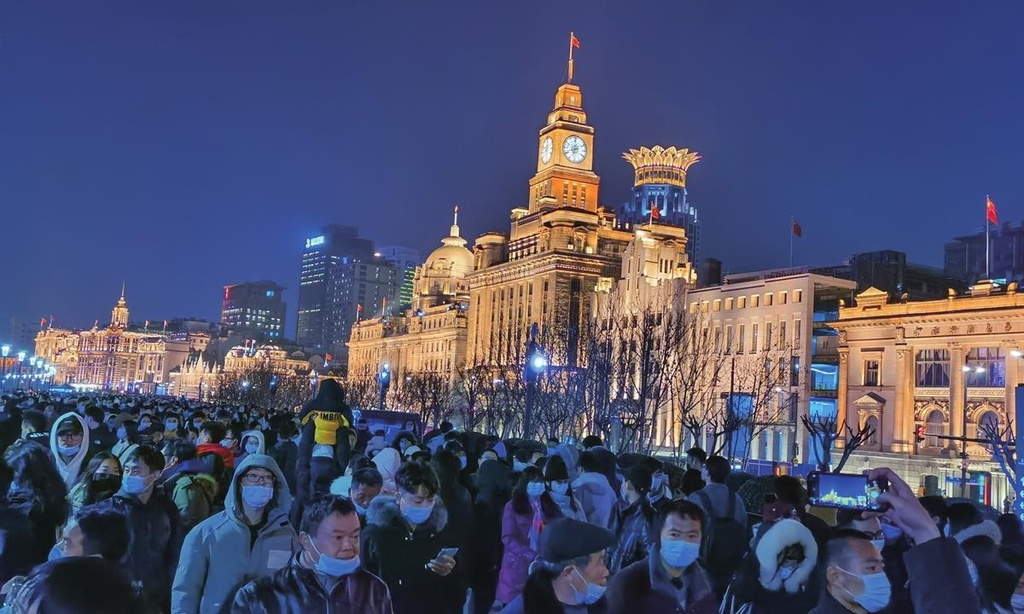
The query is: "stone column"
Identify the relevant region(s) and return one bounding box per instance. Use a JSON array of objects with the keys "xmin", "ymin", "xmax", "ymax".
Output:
[
  {"xmin": 949, "ymin": 343, "xmax": 965, "ymax": 453},
  {"xmin": 1004, "ymin": 345, "xmax": 1019, "ymax": 427},
  {"xmin": 892, "ymin": 347, "xmax": 914, "ymax": 453},
  {"xmin": 837, "ymin": 348, "xmax": 850, "ymax": 426}
]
